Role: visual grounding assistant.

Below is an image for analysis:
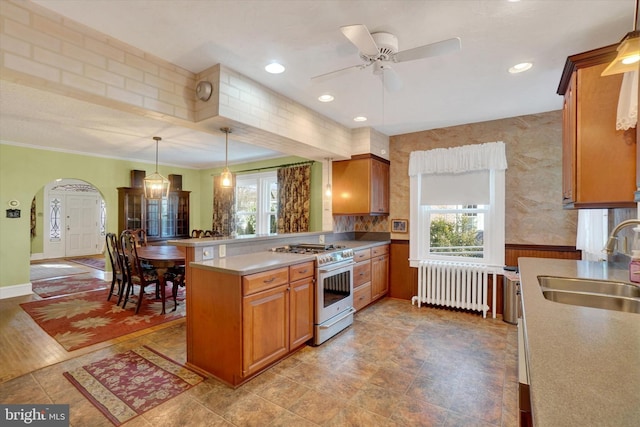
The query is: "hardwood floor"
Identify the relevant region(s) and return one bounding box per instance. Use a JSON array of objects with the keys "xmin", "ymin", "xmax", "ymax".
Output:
[{"xmin": 1, "ymin": 262, "xmax": 519, "ymax": 426}]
